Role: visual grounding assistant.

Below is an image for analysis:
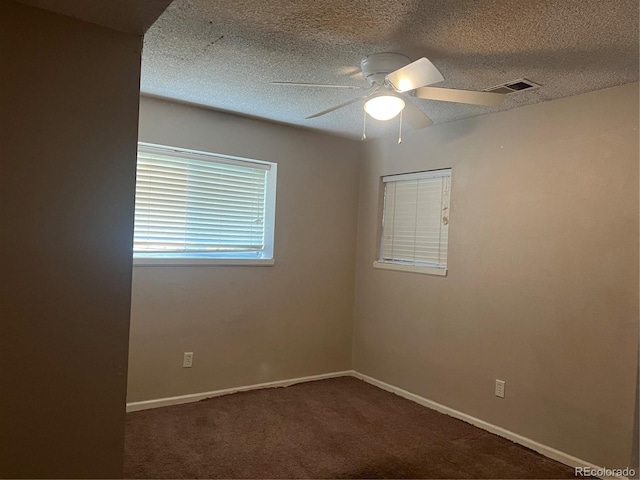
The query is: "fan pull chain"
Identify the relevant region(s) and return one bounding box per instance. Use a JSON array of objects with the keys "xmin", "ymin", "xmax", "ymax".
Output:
[
  {"xmin": 362, "ymin": 109, "xmax": 367, "ymax": 141},
  {"xmin": 398, "ymin": 110, "xmax": 403, "ymax": 144}
]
